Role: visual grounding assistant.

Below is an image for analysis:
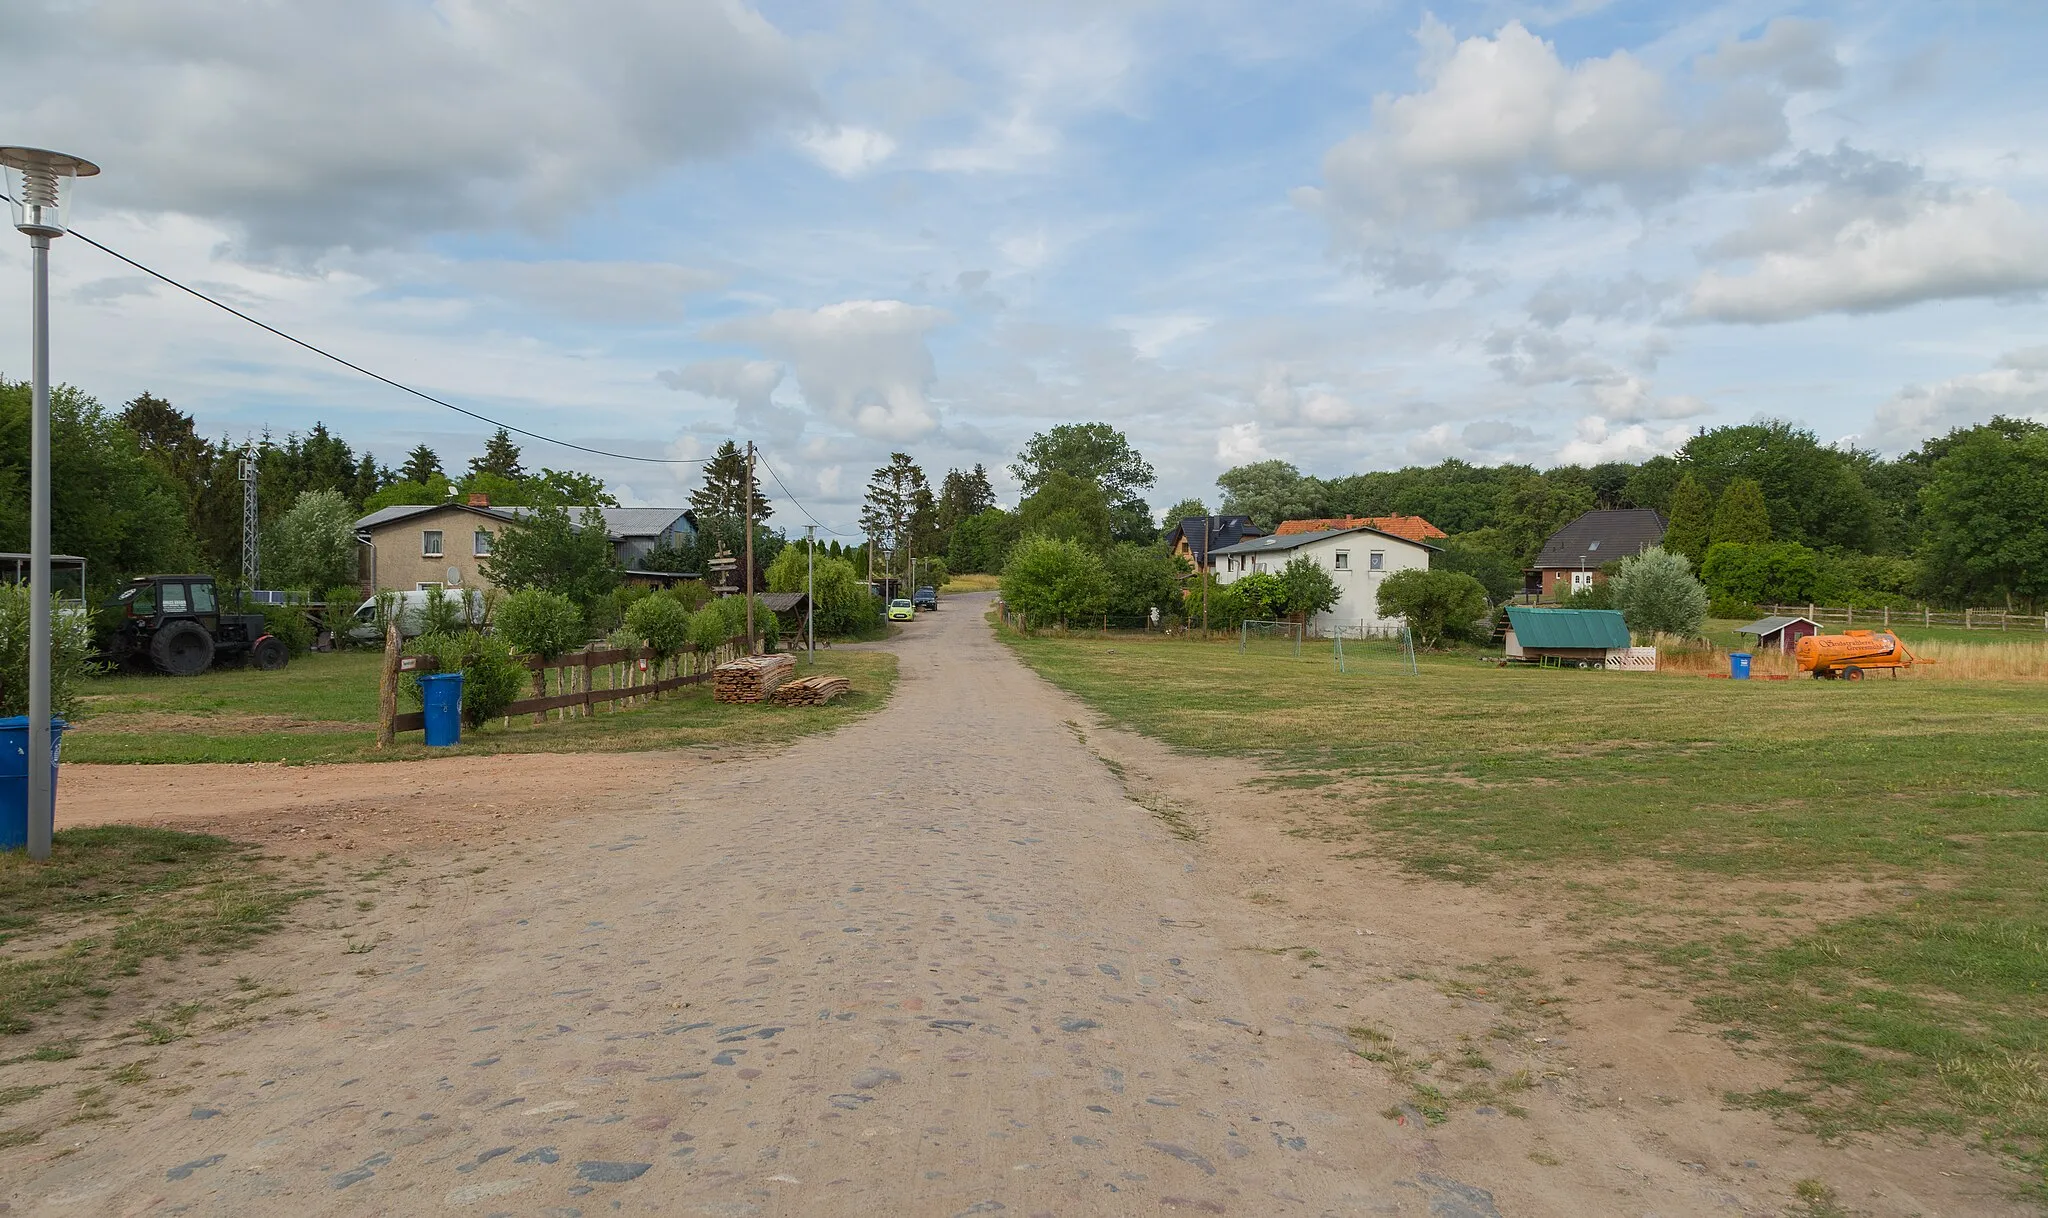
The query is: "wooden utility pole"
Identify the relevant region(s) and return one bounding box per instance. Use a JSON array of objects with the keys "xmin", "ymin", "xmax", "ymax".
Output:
[
  {"xmin": 744, "ymin": 441, "xmax": 756, "ymax": 654},
  {"xmin": 805, "ymin": 523, "xmax": 816, "ymax": 665},
  {"xmin": 1201, "ymin": 516, "xmax": 1211, "ymax": 635},
  {"xmin": 376, "ymin": 615, "xmax": 400, "ymax": 749}
]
